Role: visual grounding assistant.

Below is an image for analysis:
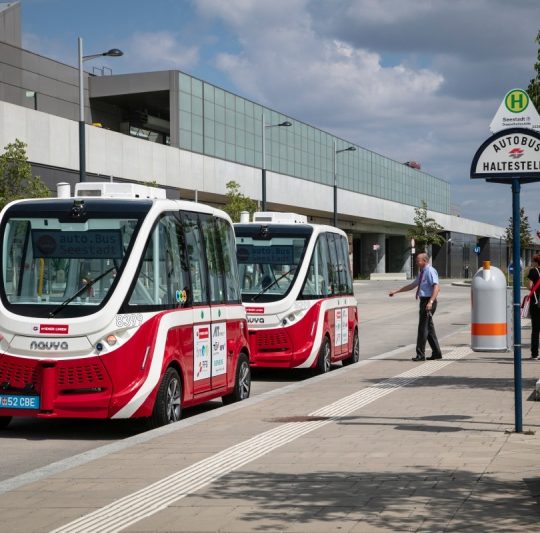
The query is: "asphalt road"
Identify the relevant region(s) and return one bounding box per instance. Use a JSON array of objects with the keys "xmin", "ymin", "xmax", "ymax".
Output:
[{"xmin": 0, "ymin": 280, "xmax": 471, "ymax": 483}]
